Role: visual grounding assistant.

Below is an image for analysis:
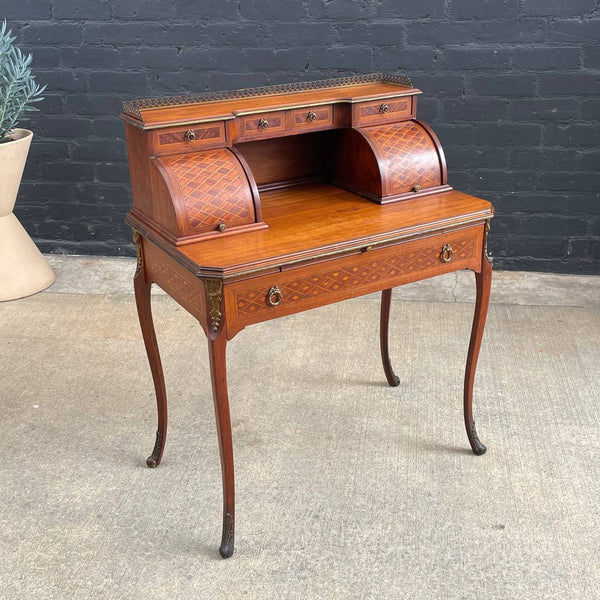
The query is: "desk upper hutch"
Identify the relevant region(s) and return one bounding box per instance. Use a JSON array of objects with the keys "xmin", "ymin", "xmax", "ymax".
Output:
[{"xmin": 121, "ymin": 73, "xmax": 494, "ymax": 558}]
